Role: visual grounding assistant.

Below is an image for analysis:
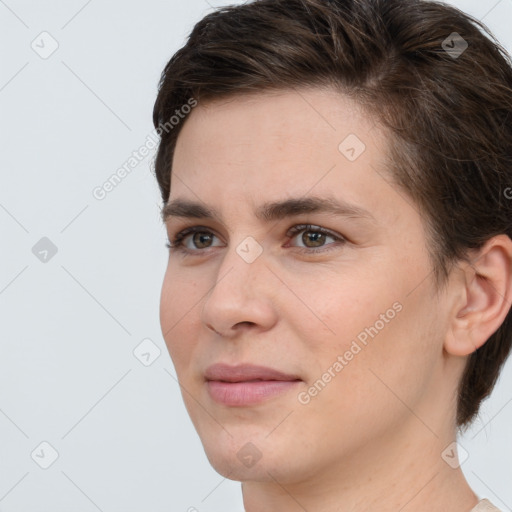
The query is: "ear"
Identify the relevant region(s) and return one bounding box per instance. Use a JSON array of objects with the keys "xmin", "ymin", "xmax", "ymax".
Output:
[{"xmin": 445, "ymin": 234, "xmax": 512, "ymax": 357}]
